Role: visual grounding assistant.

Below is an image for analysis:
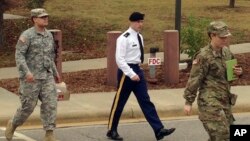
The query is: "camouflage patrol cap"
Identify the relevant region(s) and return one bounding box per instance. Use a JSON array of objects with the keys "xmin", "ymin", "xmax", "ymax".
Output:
[
  {"xmin": 207, "ymin": 21, "xmax": 232, "ymax": 37},
  {"xmin": 31, "ymin": 8, "xmax": 49, "ymax": 17}
]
